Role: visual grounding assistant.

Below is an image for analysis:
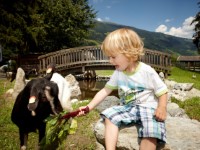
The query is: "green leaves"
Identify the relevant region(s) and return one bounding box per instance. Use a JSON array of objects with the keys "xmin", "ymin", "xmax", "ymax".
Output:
[
  {"xmin": 68, "ymin": 119, "xmax": 78, "ymax": 134},
  {"xmin": 43, "ymin": 111, "xmax": 78, "ymax": 147},
  {"xmin": 191, "ymin": 2, "xmax": 200, "ymax": 53}
]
